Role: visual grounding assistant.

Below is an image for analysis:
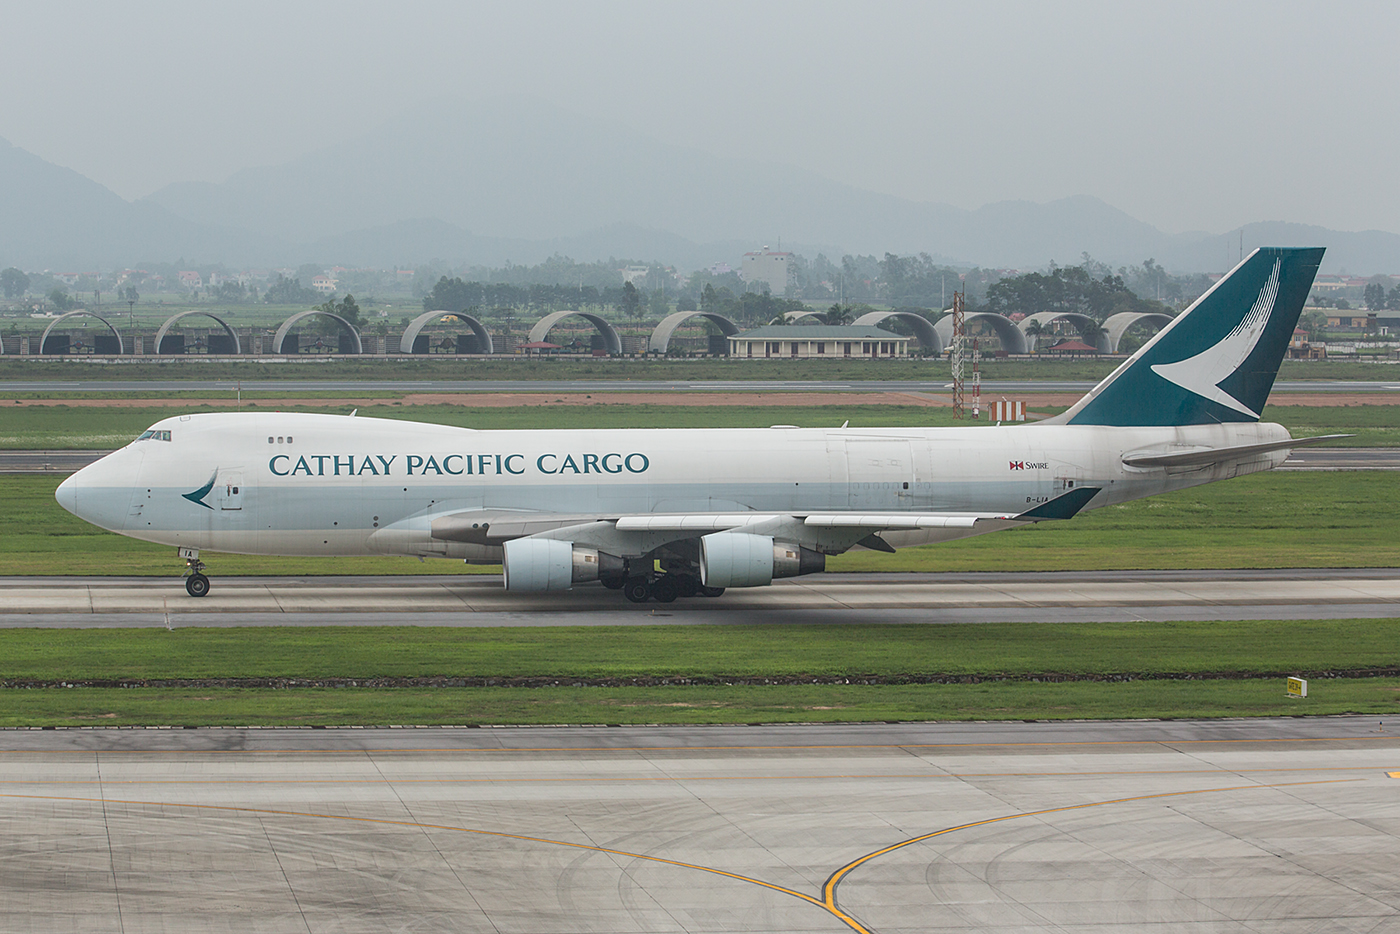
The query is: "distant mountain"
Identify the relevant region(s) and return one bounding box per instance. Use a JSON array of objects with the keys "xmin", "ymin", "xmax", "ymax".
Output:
[
  {"xmin": 5, "ymin": 99, "xmax": 1400, "ymax": 274},
  {"xmin": 138, "ymin": 97, "xmax": 1400, "ymax": 273},
  {"xmin": 0, "ymin": 136, "xmax": 286, "ymax": 270},
  {"xmin": 303, "ymin": 218, "xmax": 806, "ymax": 272},
  {"xmin": 1165, "ymin": 221, "xmax": 1400, "ymax": 276}
]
